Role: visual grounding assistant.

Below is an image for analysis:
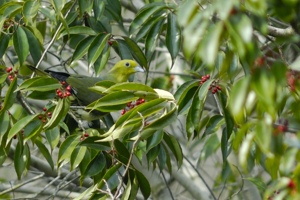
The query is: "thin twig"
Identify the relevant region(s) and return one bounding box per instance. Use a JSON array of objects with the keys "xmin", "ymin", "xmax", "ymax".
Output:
[
  {"xmin": 0, "ymin": 173, "xmax": 45, "ymax": 195},
  {"xmin": 32, "ymin": 0, "xmax": 77, "ymax": 72},
  {"xmin": 161, "ymin": 170, "xmax": 175, "ymax": 200},
  {"xmin": 183, "ymin": 154, "xmax": 217, "ymax": 200}
]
